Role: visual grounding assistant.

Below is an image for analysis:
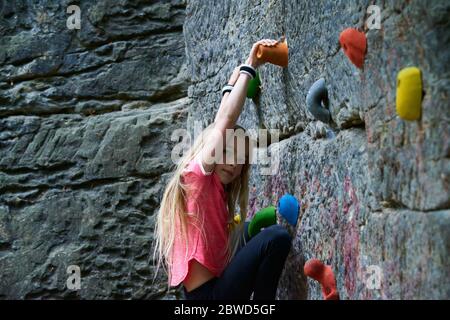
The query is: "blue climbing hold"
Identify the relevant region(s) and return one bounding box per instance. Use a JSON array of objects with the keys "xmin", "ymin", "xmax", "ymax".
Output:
[
  {"xmin": 277, "ymin": 194, "xmax": 300, "ymax": 226},
  {"xmin": 306, "ymin": 78, "xmax": 331, "ymax": 123}
]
